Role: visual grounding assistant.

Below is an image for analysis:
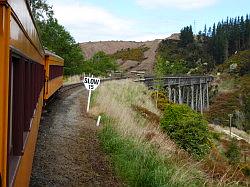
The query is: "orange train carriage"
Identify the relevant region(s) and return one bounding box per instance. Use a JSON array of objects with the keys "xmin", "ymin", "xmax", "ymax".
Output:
[
  {"xmin": 44, "ymin": 50, "xmax": 64, "ymax": 101},
  {"xmin": 0, "ymin": 1, "xmax": 64, "ymax": 186}
]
